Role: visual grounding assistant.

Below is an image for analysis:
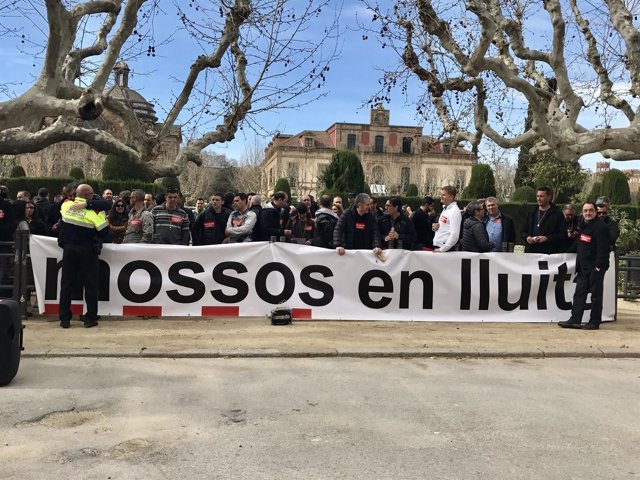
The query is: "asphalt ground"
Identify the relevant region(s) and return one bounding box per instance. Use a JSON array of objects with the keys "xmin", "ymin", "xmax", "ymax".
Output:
[{"xmin": 18, "ymin": 300, "xmax": 640, "ymax": 359}]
